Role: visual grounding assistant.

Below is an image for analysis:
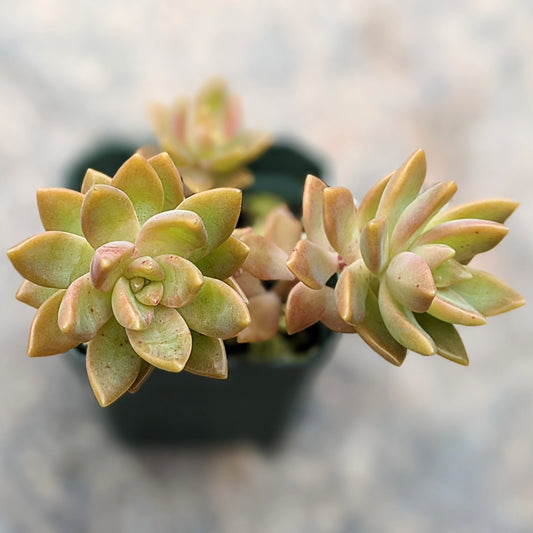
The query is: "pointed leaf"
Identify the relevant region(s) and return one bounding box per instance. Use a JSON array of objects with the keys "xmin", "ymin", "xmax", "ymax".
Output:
[
  {"xmin": 360, "ymin": 216, "xmax": 388, "ymax": 275},
  {"xmin": 452, "ymin": 268, "xmax": 525, "ymax": 316},
  {"xmin": 237, "ymin": 292, "xmax": 281, "ymax": 342},
  {"xmin": 81, "ymin": 184, "xmax": 140, "ymax": 249},
  {"xmin": 16, "ymin": 280, "xmax": 58, "ymax": 309},
  {"xmin": 321, "ymin": 286, "xmax": 357, "ymax": 333},
  {"xmin": 193, "ymin": 236, "xmax": 249, "ymax": 279},
  {"xmin": 148, "ymin": 152, "xmax": 185, "ymax": 209},
  {"xmin": 335, "ymin": 258, "xmax": 371, "ymax": 324},
  {"xmin": 411, "ymin": 244, "xmax": 456, "ymax": 270},
  {"xmin": 184, "ymin": 331, "xmax": 228, "ymax": 378},
  {"xmin": 385, "ymin": 252, "xmax": 436, "ymax": 313},
  {"xmin": 111, "ymin": 276, "xmax": 154, "ymax": 330},
  {"xmin": 432, "ymin": 259, "xmax": 473, "ymax": 288},
  {"xmin": 27, "ymin": 290, "xmax": 80, "ymax": 357},
  {"xmin": 355, "ymin": 171, "xmax": 393, "ymax": 230},
  {"xmin": 378, "ymin": 281, "xmax": 436, "ymax": 356},
  {"xmin": 125, "ymin": 256, "xmax": 164, "ymax": 281},
  {"xmin": 128, "ymin": 360, "xmax": 154, "ymax": 393},
  {"xmin": 90, "ymin": 241, "xmax": 137, "ymax": 292},
  {"xmin": 285, "ymin": 282, "xmax": 327, "ymax": 334},
  {"xmin": 232, "ymin": 270, "xmax": 265, "ymax": 298},
  {"xmin": 178, "ymin": 277, "xmax": 250, "ymax": 339},
  {"xmin": 323, "ymin": 186, "xmax": 359, "ymax": 263},
  {"xmin": 135, "ymin": 210, "xmax": 207, "ymax": 258},
  {"xmin": 415, "ymin": 313, "xmax": 468, "ymax": 365},
  {"xmin": 428, "ymin": 288, "xmax": 487, "ymax": 325},
  {"xmin": 286, "ymin": 239, "xmax": 338, "ymax": 289},
  {"xmin": 242, "ymin": 233, "xmax": 294, "ymax": 281},
  {"xmin": 86, "ymin": 318, "xmax": 142, "ymax": 406},
  {"xmin": 111, "ymin": 154, "xmax": 165, "ymax": 225},
  {"xmin": 415, "ymin": 219, "xmax": 508, "ymax": 263},
  {"xmin": 127, "ymin": 306, "xmax": 192, "ymax": 371},
  {"xmin": 302, "ymin": 175, "xmax": 329, "ymax": 248},
  {"xmin": 8, "ymin": 231, "xmax": 94, "ymax": 289},
  {"xmin": 135, "ymin": 281, "xmax": 164, "ymax": 306},
  {"xmin": 58, "ymin": 273, "xmax": 113, "ymax": 342},
  {"xmin": 81, "ymin": 169, "xmax": 112, "ymax": 194},
  {"xmin": 264, "ymin": 205, "xmax": 302, "ymax": 255},
  {"xmin": 37, "ymin": 188, "xmax": 83, "ymax": 235}
]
